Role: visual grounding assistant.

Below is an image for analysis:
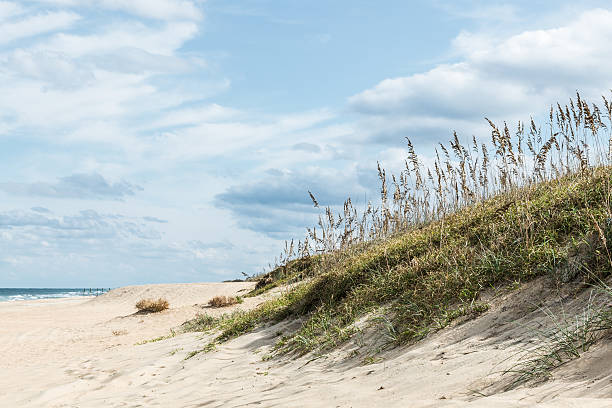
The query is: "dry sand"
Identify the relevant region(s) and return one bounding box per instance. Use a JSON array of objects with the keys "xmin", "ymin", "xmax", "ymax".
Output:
[{"xmin": 2, "ymin": 280, "xmax": 612, "ymax": 407}]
